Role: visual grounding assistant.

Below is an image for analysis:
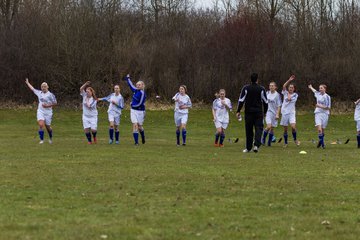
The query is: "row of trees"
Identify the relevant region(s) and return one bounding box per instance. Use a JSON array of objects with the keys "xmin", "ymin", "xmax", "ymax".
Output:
[{"xmin": 1, "ymin": 0, "xmax": 360, "ymax": 105}]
